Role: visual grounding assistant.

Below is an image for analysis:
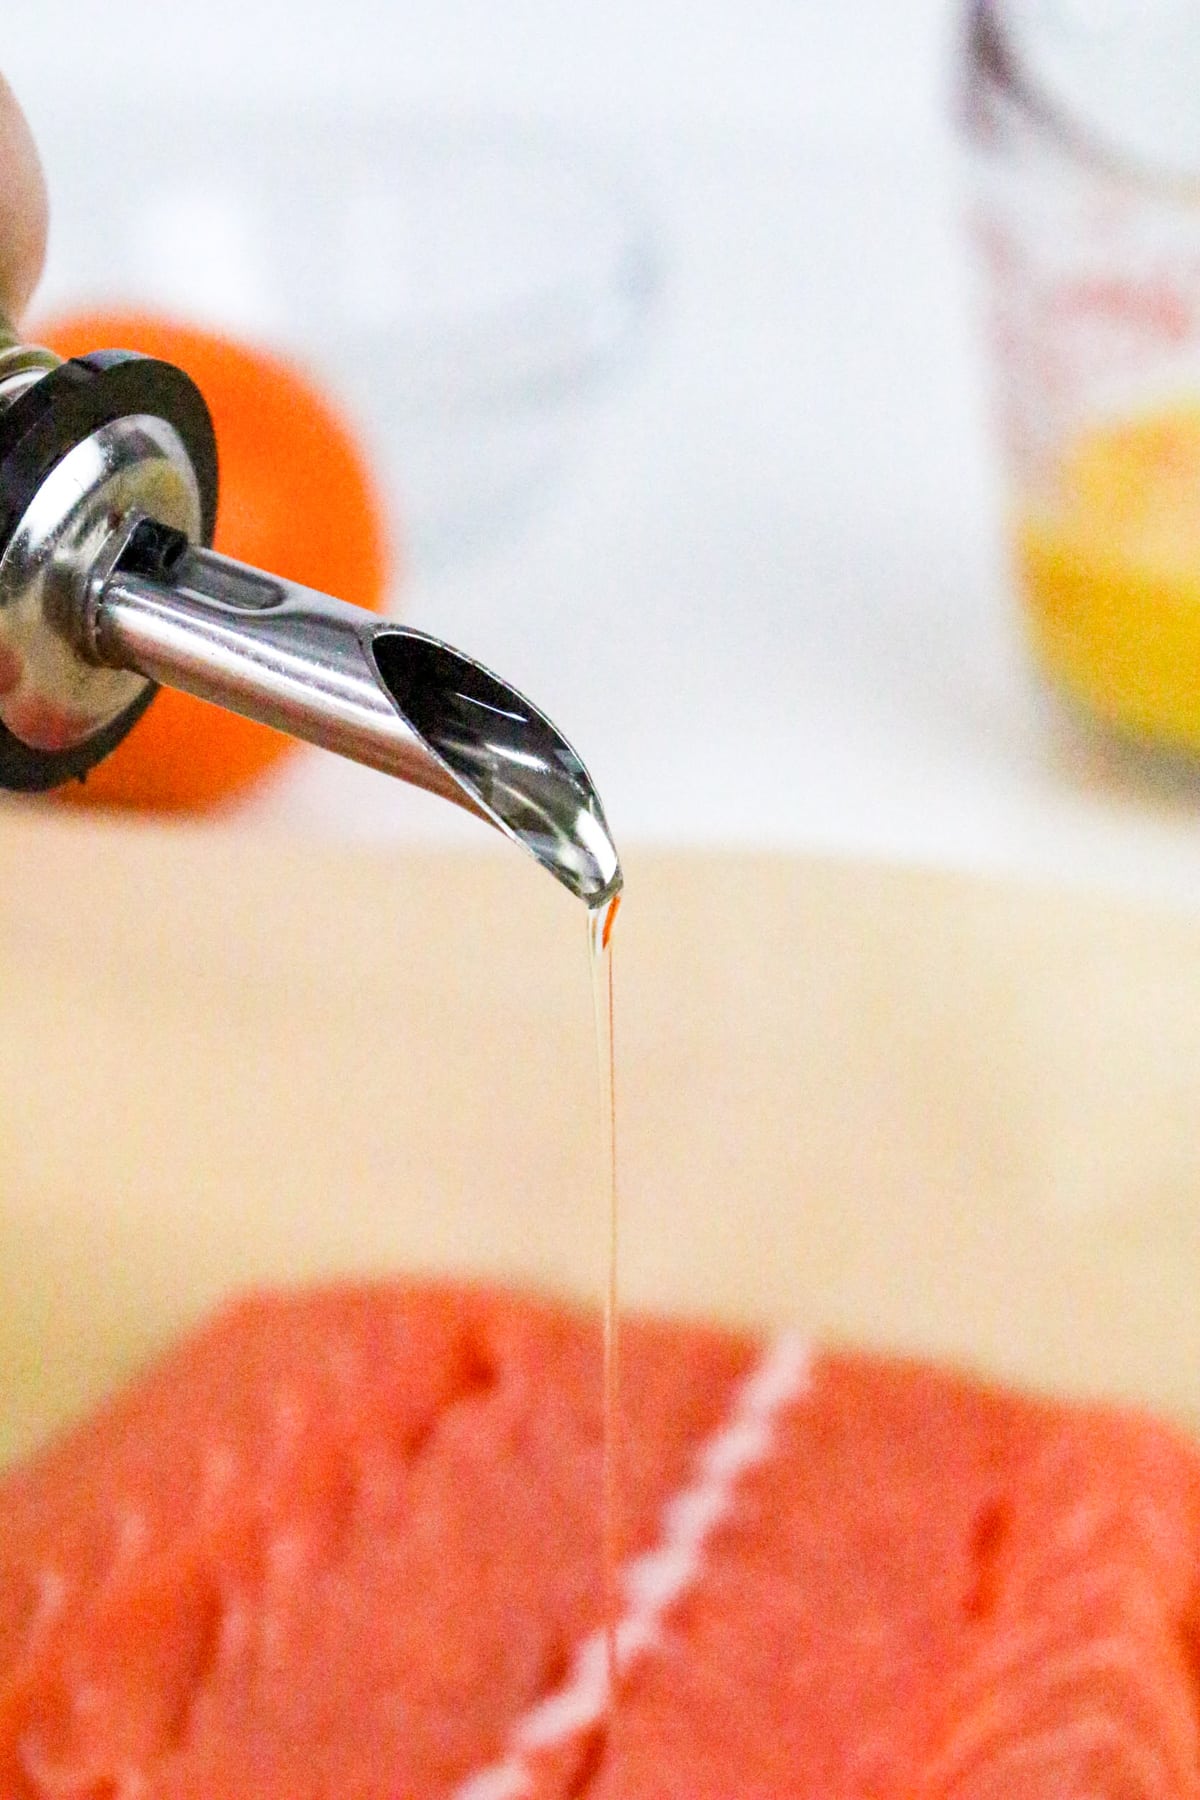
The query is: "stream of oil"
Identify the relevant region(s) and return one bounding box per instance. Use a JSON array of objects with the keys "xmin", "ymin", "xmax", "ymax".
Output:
[{"xmin": 588, "ymin": 890, "xmax": 622, "ymax": 1737}]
